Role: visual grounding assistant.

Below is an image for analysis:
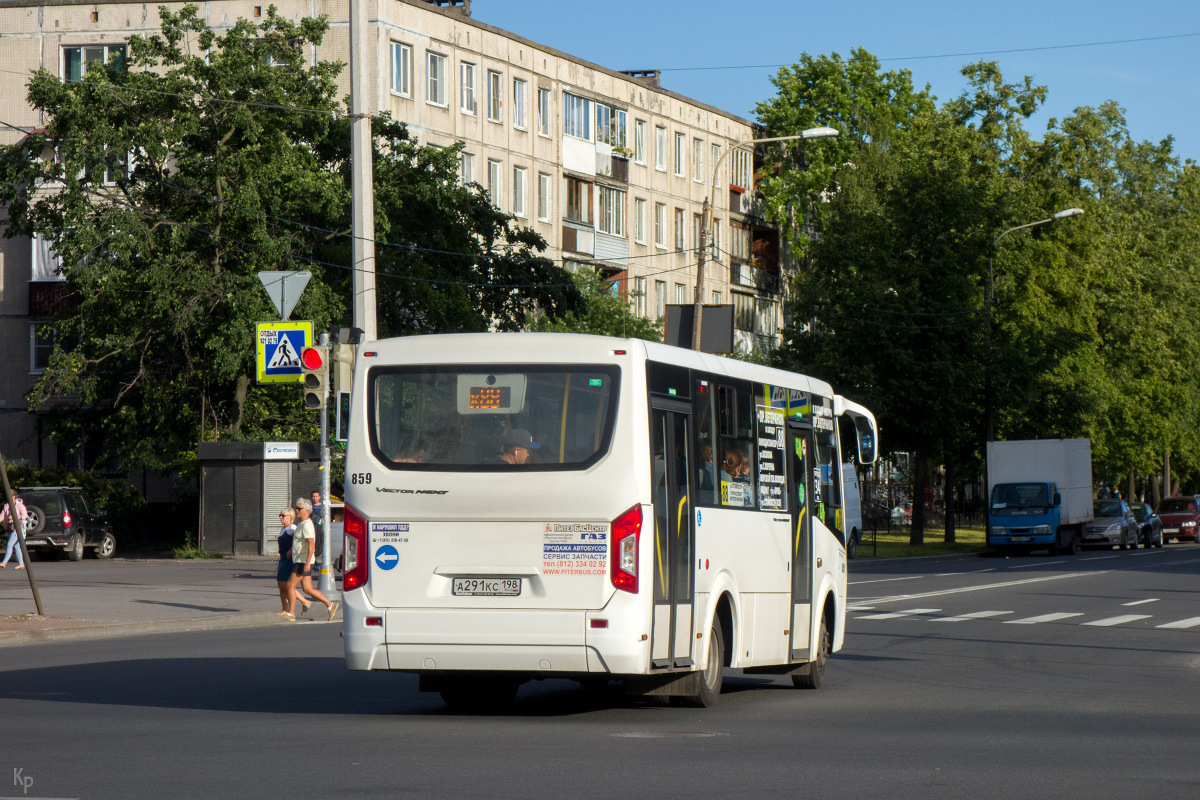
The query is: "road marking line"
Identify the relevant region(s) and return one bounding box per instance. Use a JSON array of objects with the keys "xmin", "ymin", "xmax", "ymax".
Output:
[
  {"xmin": 934, "ymin": 568, "xmax": 997, "ymax": 576},
  {"xmin": 856, "ymin": 607, "xmax": 940, "ymax": 620},
  {"xmin": 1005, "ymin": 613, "xmax": 1084, "ymax": 624},
  {"xmin": 930, "ymin": 610, "xmax": 1013, "ymax": 622},
  {"xmin": 1081, "ymin": 555, "xmax": 1120, "ymax": 561},
  {"xmin": 846, "ymin": 605, "xmax": 875, "ymax": 612},
  {"xmin": 1157, "ymin": 617, "xmax": 1200, "ymax": 630},
  {"xmin": 1122, "ymin": 598, "xmax": 1159, "ymax": 606},
  {"xmin": 859, "ymin": 571, "xmax": 1103, "ymax": 605},
  {"xmin": 1006, "ymin": 560, "xmax": 1068, "ymax": 569},
  {"xmin": 849, "ymin": 575, "xmax": 924, "ymax": 586},
  {"xmin": 1083, "ymin": 614, "xmax": 1152, "ymax": 627}
]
